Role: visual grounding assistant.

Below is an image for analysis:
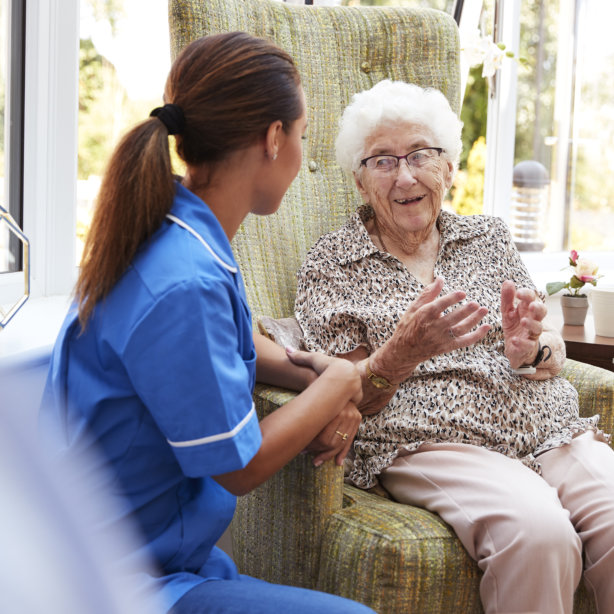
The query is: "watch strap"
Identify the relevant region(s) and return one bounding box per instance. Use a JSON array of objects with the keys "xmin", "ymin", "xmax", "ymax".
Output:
[
  {"xmin": 512, "ymin": 342, "xmax": 552, "ymax": 375},
  {"xmin": 365, "ymin": 359, "xmax": 393, "ymax": 389}
]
